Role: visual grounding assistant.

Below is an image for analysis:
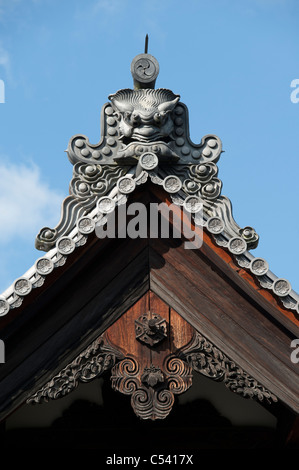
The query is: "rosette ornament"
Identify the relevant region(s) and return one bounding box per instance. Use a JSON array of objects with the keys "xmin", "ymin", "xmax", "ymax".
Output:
[
  {"xmin": 36, "ymin": 227, "xmax": 57, "ymax": 251},
  {"xmin": 183, "ymin": 163, "xmax": 222, "ymax": 201},
  {"xmin": 239, "ymin": 226, "xmax": 259, "ymax": 250},
  {"xmin": 70, "ymin": 163, "xmax": 107, "ymax": 198}
]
